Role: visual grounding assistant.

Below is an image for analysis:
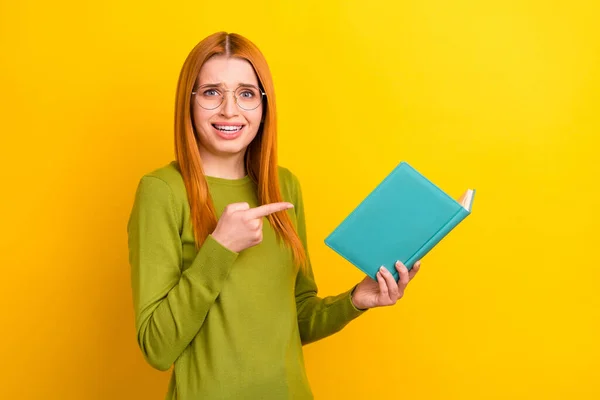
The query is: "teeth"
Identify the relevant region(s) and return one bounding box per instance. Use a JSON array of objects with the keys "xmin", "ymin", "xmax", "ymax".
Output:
[{"xmin": 214, "ymin": 124, "xmax": 242, "ymax": 132}]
